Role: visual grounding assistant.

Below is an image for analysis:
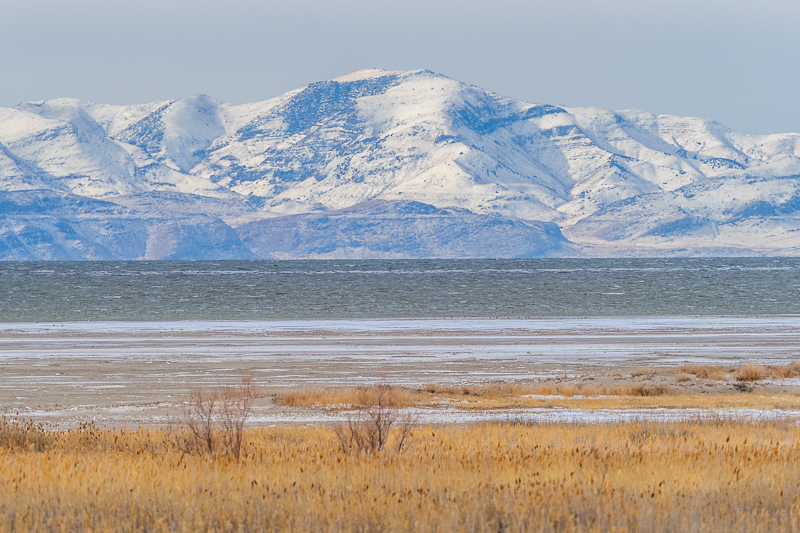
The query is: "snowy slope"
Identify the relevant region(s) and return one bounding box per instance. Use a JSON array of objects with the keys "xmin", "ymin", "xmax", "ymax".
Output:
[
  {"xmin": 0, "ymin": 68, "xmax": 799, "ymax": 259},
  {"xmin": 0, "ymin": 98, "xmax": 231, "ymax": 198}
]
